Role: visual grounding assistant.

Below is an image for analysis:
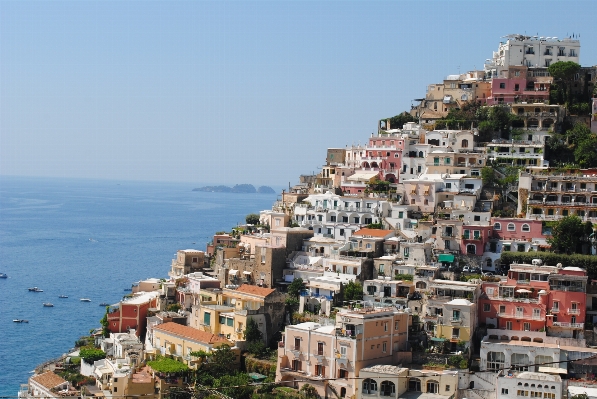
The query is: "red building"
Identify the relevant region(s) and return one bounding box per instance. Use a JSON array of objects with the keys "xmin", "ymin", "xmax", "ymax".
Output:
[
  {"xmin": 479, "ymin": 261, "xmax": 587, "ymax": 339},
  {"xmin": 106, "ymin": 291, "xmax": 160, "ymax": 337},
  {"xmin": 461, "ymin": 225, "xmax": 493, "ymax": 255}
]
